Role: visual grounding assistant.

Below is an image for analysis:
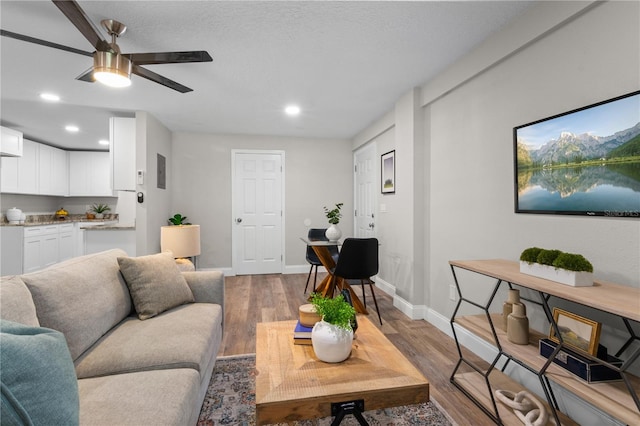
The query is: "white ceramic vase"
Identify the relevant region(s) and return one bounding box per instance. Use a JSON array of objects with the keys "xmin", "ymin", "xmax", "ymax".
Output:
[
  {"xmin": 95, "ymin": 213, "xmax": 104, "ymax": 219},
  {"xmin": 311, "ymin": 320, "xmax": 353, "ymax": 363},
  {"xmin": 325, "ymin": 224, "xmax": 342, "ymax": 242}
]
